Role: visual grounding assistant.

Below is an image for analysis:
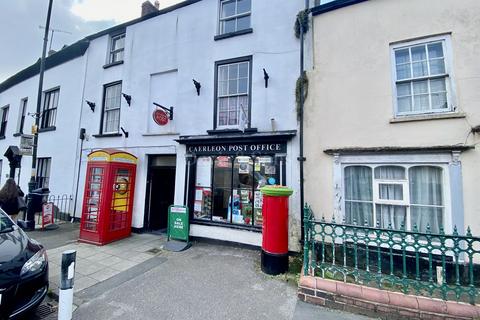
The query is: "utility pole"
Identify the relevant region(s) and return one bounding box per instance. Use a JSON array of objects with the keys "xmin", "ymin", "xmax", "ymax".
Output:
[{"xmin": 29, "ymin": 0, "xmax": 54, "ymax": 193}]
